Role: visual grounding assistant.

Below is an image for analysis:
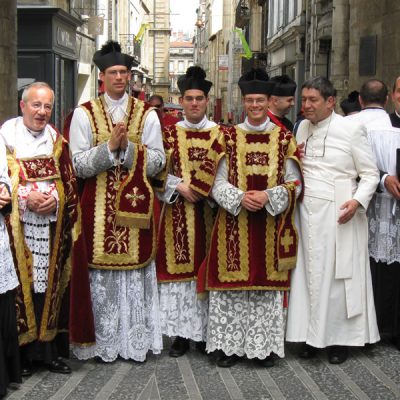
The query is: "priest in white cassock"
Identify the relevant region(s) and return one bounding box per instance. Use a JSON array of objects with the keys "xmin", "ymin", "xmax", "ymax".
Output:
[
  {"xmin": 67, "ymin": 40, "xmax": 165, "ymax": 362},
  {"xmin": 156, "ymin": 66, "xmax": 224, "ymax": 357},
  {"xmin": 286, "ymin": 76, "xmax": 380, "ymax": 364},
  {"xmin": 204, "ymin": 68, "xmax": 302, "ymax": 368}
]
